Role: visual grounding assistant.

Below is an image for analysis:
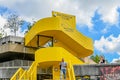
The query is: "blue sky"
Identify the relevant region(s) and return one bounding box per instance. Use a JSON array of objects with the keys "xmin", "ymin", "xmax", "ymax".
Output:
[
  {"xmin": 0, "ymin": 0, "xmax": 120, "ymax": 63},
  {"xmin": 77, "ymin": 9, "xmax": 120, "ymax": 62}
]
